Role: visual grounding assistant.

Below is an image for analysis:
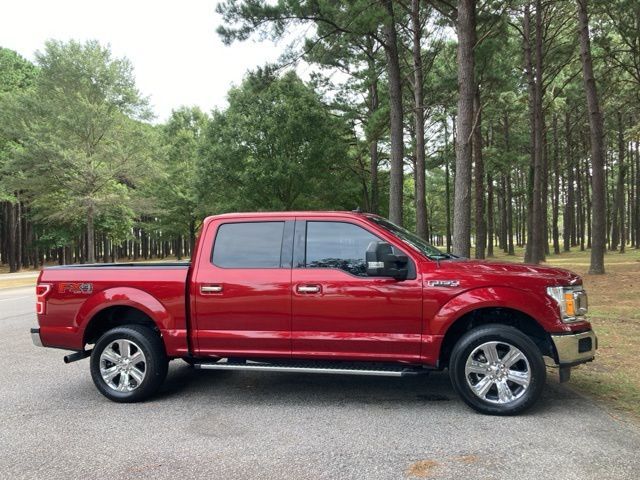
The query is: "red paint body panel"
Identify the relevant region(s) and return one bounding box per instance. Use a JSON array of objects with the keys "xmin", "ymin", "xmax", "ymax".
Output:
[
  {"xmin": 37, "ymin": 266, "xmax": 188, "ymax": 355},
  {"xmin": 291, "ymin": 268, "xmax": 423, "ymax": 362},
  {"xmin": 36, "ymin": 211, "xmax": 592, "ymax": 365},
  {"xmin": 191, "ymin": 216, "xmax": 292, "ymax": 358}
]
